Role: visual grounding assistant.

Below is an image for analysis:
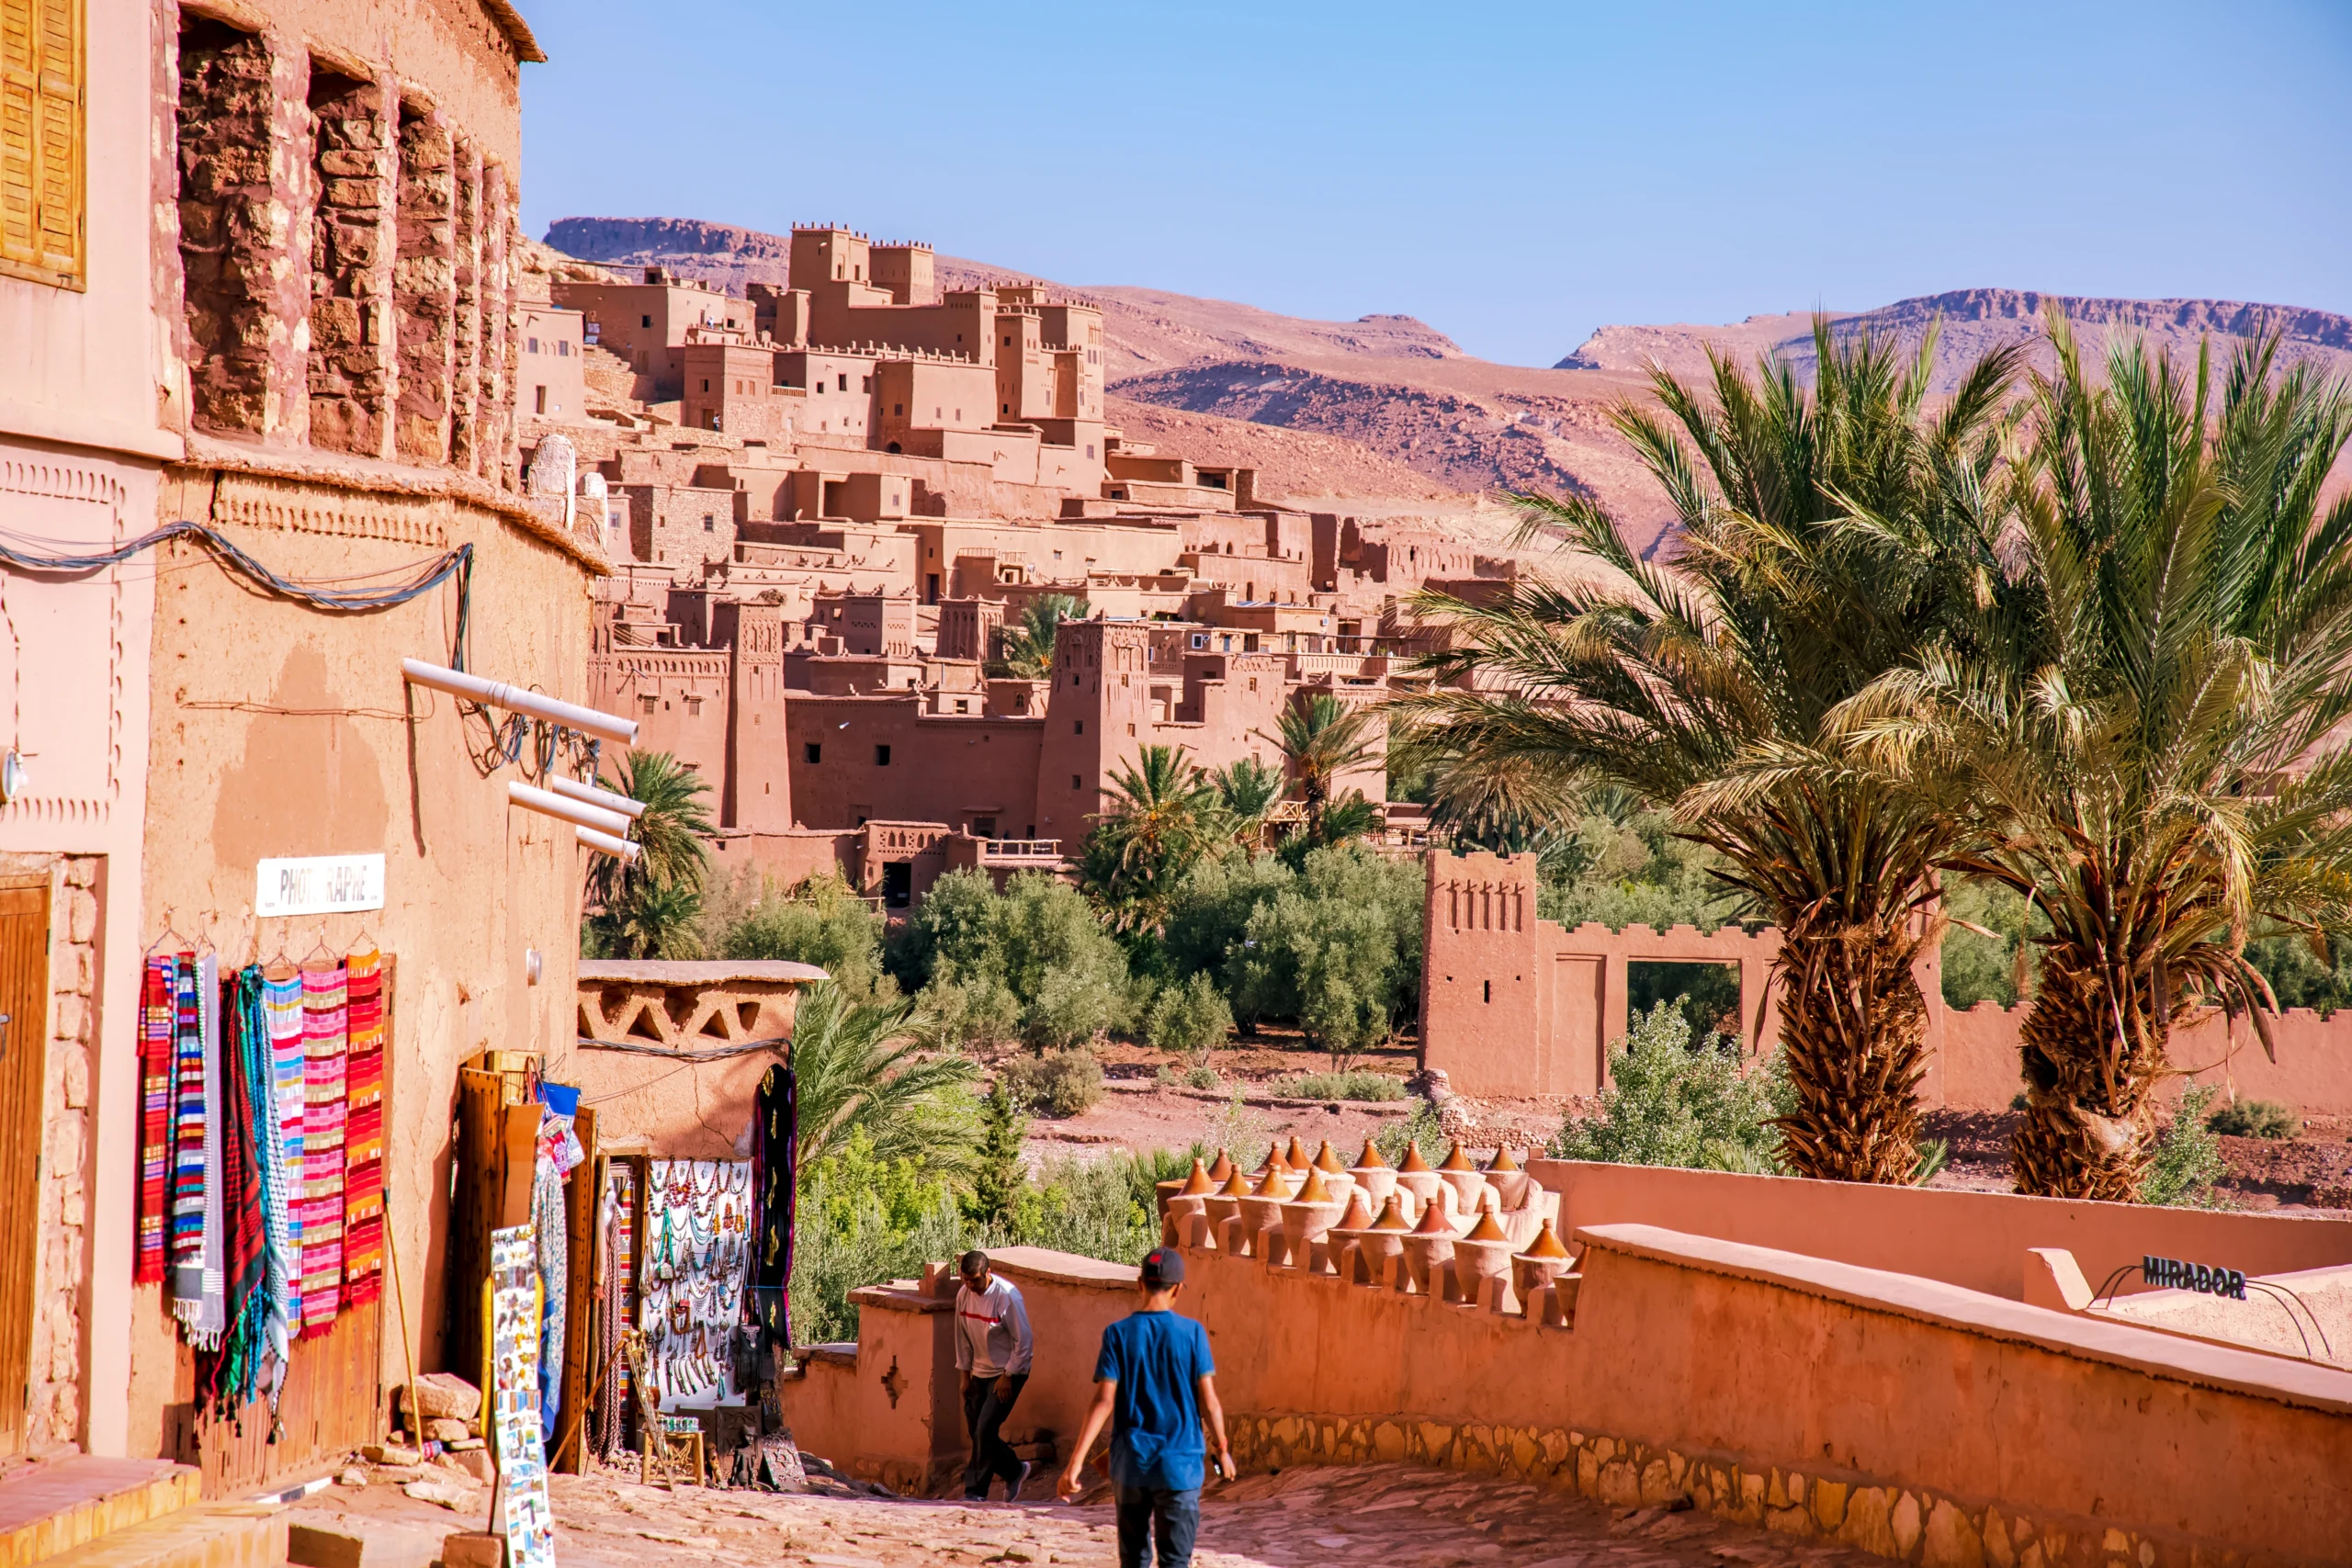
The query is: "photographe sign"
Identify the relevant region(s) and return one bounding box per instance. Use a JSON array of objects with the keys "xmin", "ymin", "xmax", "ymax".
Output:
[{"xmin": 254, "ymin": 853, "xmax": 385, "ymax": 918}]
